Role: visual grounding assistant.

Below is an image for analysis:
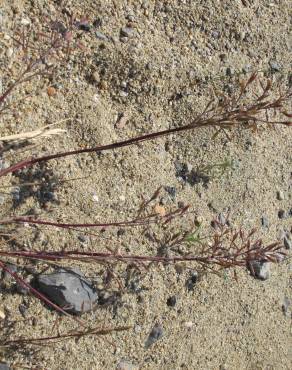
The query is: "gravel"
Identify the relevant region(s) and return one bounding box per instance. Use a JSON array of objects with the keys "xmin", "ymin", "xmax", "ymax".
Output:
[{"xmin": 35, "ymin": 269, "xmax": 99, "ymax": 314}]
